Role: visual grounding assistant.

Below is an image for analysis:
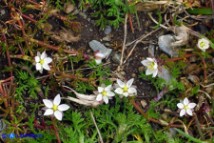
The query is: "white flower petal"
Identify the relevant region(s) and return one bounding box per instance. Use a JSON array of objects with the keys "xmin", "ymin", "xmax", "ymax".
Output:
[
  {"xmin": 153, "ymin": 62, "xmax": 158, "ymax": 69},
  {"xmin": 141, "ymin": 60, "xmax": 150, "ymax": 66},
  {"xmin": 183, "ymin": 98, "xmax": 189, "ymax": 105},
  {"xmin": 44, "ymin": 109, "xmax": 54, "ymax": 116},
  {"xmin": 128, "ymin": 87, "xmax": 137, "ymax": 94},
  {"xmin": 45, "ymin": 57, "xmax": 52, "ymax": 64},
  {"xmin": 36, "ymin": 63, "xmax": 42, "ymax": 70},
  {"xmin": 58, "ymin": 104, "xmax": 70, "ymax": 112},
  {"xmin": 107, "ymin": 91, "xmax": 115, "ymax": 97},
  {"xmin": 177, "ymin": 103, "xmax": 184, "ymax": 109},
  {"xmin": 42, "ymin": 64, "xmax": 50, "ymax": 71},
  {"xmin": 152, "ymin": 69, "xmax": 158, "ymax": 77},
  {"xmin": 96, "ymin": 94, "xmax": 103, "ymax": 101},
  {"xmin": 123, "ymin": 92, "xmax": 129, "ymax": 97},
  {"xmin": 188, "ymin": 103, "xmax": 196, "ymax": 109},
  {"xmin": 117, "ymin": 79, "xmax": 125, "ymax": 87},
  {"xmin": 53, "ymin": 94, "xmax": 61, "ymax": 106},
  {"xmin": 147, "ymin": 57, "xmax": 155, "ymax": 62},
  {"xmin": 103, "ymin": 96, "xmax": 109, "ymax": 104},
  {"xmin": 43, "ymin": 99, "xmax": 53, "ymax": 108},
  {"xmin": 186, "ymin": 109, "xmax": 193, "ymax": 116},
  {"xmin": 95, "ymin": 52, "xmax": 105, "ymax": 58},
  {"xmin": 105, "ymin": 85, "xmax": 112, "ymax": 91},
  {"xmin": 35, "ymin": 56, "xmax": 40, "ymax": 63},
  {"xmin": 54, "ymin": 111, "xmax": 63, "ymax": 121},
  {"xmin": 37, "ymin": 51, "xmax": 41, "ymax": 57},
  {"xmin": 127, "ymin": 78, "xmax": 134, "ymax": 87},
  {"xmin": 179, "ymin": 109, "xmax": 186, "ymax": 117},
  {"xmin": 39, "ymin": 69, "xmax": 43, "ymax": 74},
  {"xmin": 98, "ymin": 87, "xmax": 104, "ymax": 93},
  {"xmin": 115, "ymin": 88, "xmax": 123, "ymax": 95},
  {"xmin": 41, "ymin": 51, "xmax": 47, "ymax": 59},
  {"xmin": 146, "ymin": 68, "xmax": 154, "ymax": 75},
  {"xmin": 95, "ymin": 59, "xmax": 102, "ymax": 64}
]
